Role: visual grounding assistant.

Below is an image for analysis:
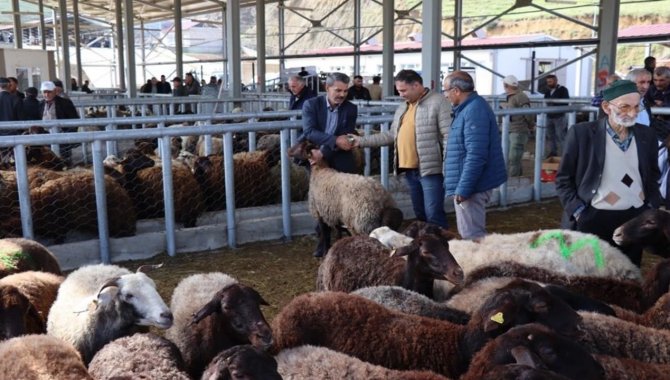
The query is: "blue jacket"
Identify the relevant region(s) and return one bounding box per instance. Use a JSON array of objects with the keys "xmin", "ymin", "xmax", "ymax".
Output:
[
  {"xmin": 443, "ymin": 92, "xmax": 507, "ymax": 197},
  {"xmin": 301, "ymin": 95, "xmax": 358, "ymax": 173}
]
